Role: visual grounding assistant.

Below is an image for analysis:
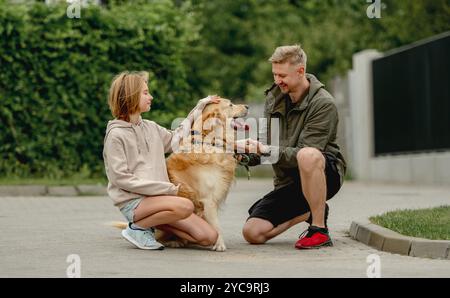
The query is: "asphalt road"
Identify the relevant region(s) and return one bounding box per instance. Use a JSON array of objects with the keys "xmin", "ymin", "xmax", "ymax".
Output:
[{"xmin": 0, "ymin": 179, "xmax": 449, "ymax": 278}]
